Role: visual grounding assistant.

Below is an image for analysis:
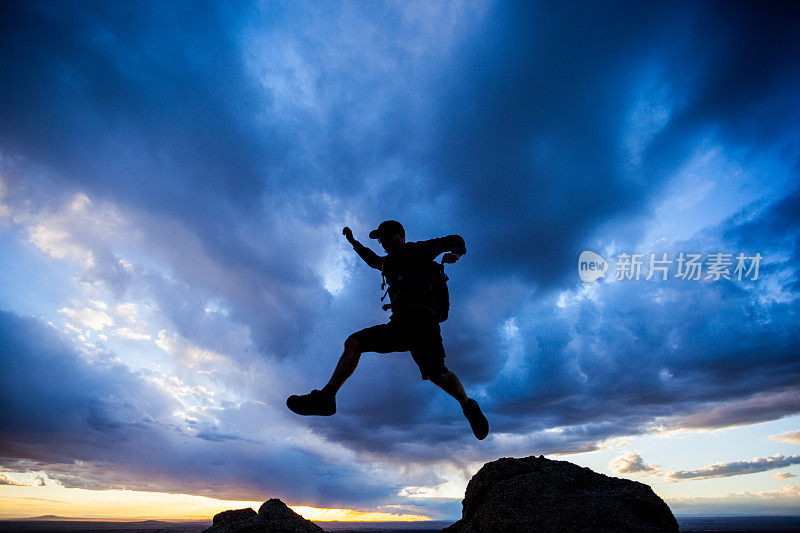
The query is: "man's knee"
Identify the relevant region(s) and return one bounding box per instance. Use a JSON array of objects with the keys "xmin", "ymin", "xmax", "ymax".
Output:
[
  {"xmin": 345, "ymin": 334, "xmax": 360, "ymax": 353},
  {"xmin": 428, "ymin": 370, "xmax": 450, "ymax": 384}
]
